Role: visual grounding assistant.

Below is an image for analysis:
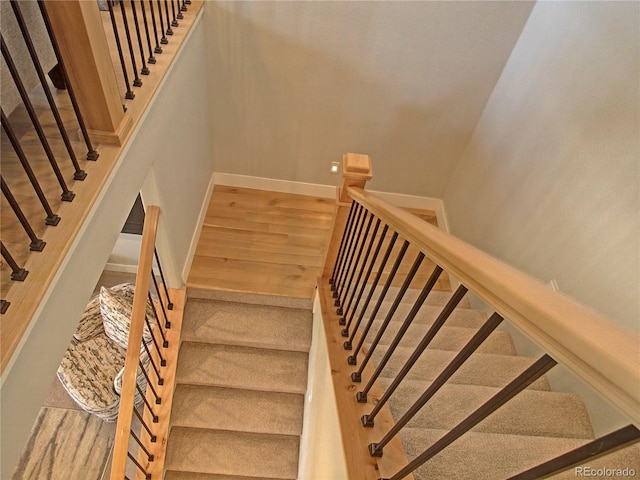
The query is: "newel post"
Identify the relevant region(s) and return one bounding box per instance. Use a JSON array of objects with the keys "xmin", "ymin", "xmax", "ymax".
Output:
[
  {"xmin": 43, "ymin": 1, "xmax": 132, "ymax": 145},
  {"xmin": 322, "ymin": 153, "xmax": 373, "ymax": 278}
]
